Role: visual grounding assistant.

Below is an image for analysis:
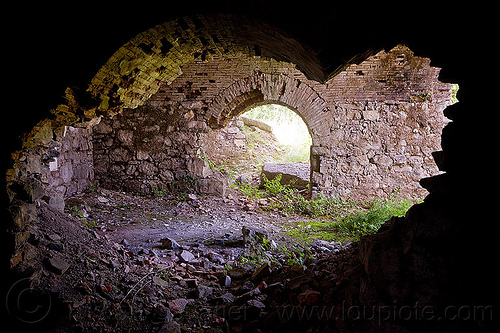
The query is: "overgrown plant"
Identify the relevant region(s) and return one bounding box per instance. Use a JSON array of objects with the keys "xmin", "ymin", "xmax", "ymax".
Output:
[
  {"xmin": 235, "ymin": 174, "xmax": 417, "ymax": 242},
  {"xmin": 151, "ymin": 185, "xmax": 167, "ymax": 197},
  {"xmin": 330, "ymin": 193, "xmax": 415, "ymax": 241},
  {"xmin": 234, "ymin": 181, "xmax": 264, "ymax": 200},
  {"xmin": 262, "ymin": 173, "xmax": 293, "ymax": 196},
  {"xmin": 72, "ymin": 204, "xmax": 98, "ymax": 228},
  {"xmin": 285, "ymin": 191, "xmax": 417, "ymax": 242}
]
